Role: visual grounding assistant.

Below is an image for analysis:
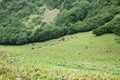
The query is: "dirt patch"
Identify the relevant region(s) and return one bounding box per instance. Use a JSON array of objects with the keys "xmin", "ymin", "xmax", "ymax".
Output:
[
  {"xmin": 24, "ymin": 8, "xmax": 60, "ymax": 30},
  {"xmin": 42, "ymin": 9, "xmax": 60, "ymax": 23},
  {"xmin": 33, "ymin": 8, "xmax": 60, "ymax": 30}
]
